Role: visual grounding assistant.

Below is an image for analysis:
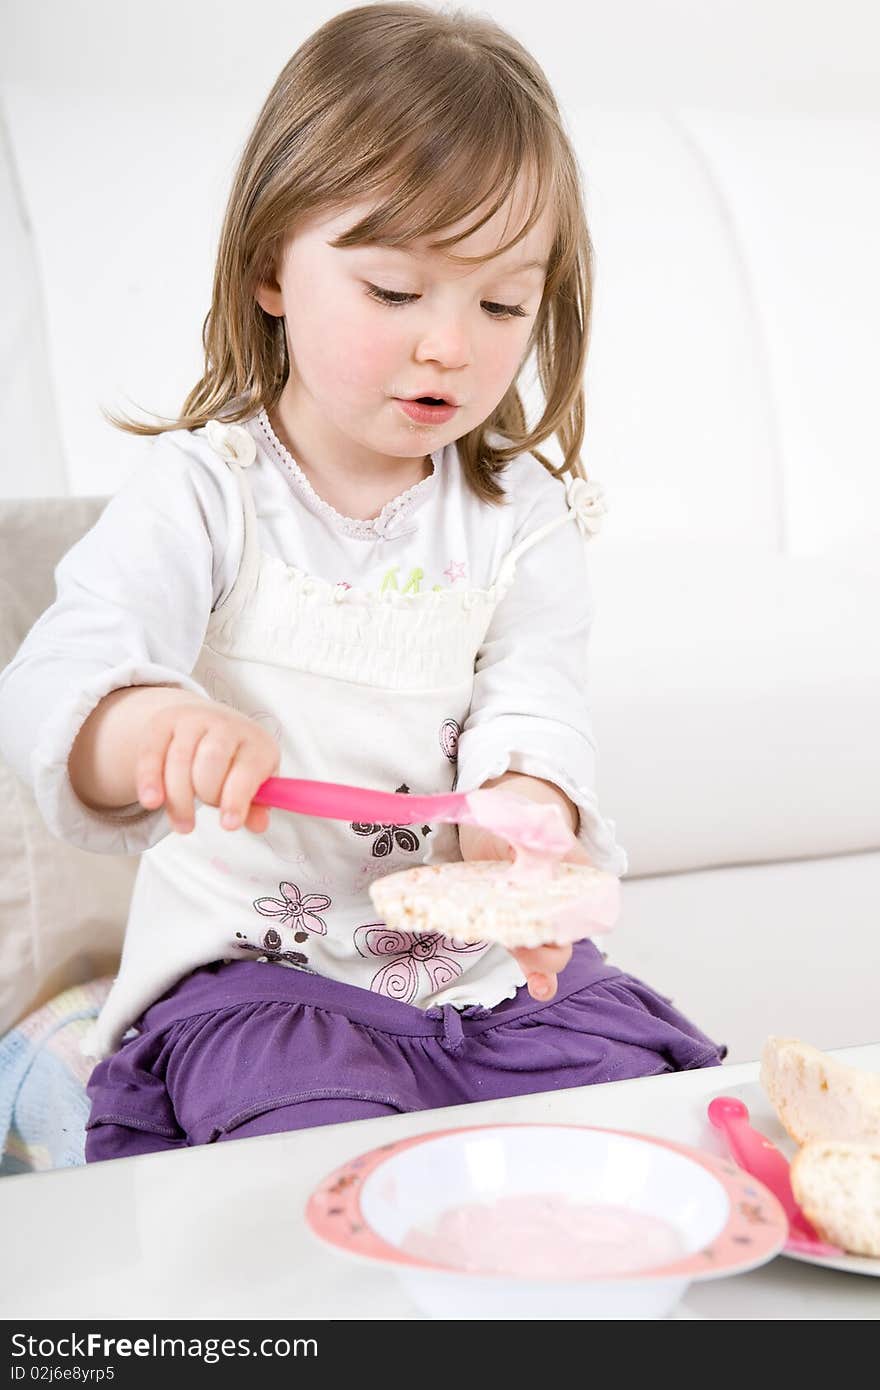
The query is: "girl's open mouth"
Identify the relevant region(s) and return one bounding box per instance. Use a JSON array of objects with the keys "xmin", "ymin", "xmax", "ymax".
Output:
[{"xmin": 394, "ymin": 397, "xmax": 459, "ymax": 425}]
